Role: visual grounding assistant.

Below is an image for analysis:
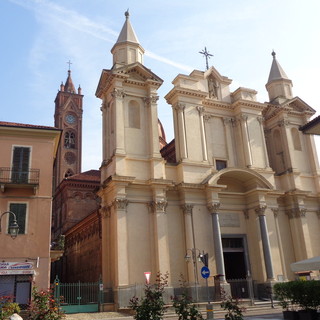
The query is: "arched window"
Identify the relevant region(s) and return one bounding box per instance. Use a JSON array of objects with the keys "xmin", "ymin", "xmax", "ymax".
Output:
[
  {"xmin": 65, "ymin": 169, "xmax": 74, "ymax": 178},
  {"xmin": 64, "ymin": 131, "xmax": 76, "ymax": 149},
  {"xmin": 291, "ymin": 128, "xmax": 302, "ymax": 151},
  {"xmin": 128, "ymin": 100, "xmax": 140, "ymax": 128}
]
